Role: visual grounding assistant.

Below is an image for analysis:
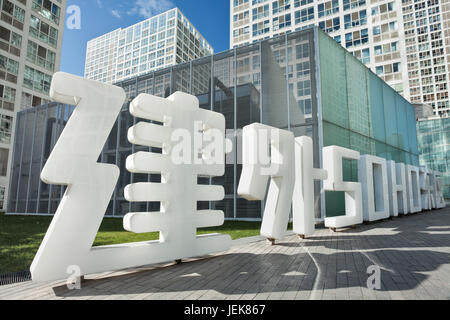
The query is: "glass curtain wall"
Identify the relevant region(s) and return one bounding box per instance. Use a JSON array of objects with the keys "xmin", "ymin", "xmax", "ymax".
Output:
[
  {"xmin": 318, "ymin": 29, "xmax": 420, "ymax": 217},
  {"xmin": 417, "ymin": 117, "xmax": 450, "ymax": 199},
  {"xmin": 7, "ymin": 103, "xmax": 74, "ymax": 214},
  {"xmin": 213, "ymin": 50, "xmax": 236, "ymax": 219},
  {"xmin": 7, "ymin": 28, "xmax": 320, "ymax": 219},
  {"xmin": 8, "ymin": 28, "xmax": 420, "ymax": 220}
]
